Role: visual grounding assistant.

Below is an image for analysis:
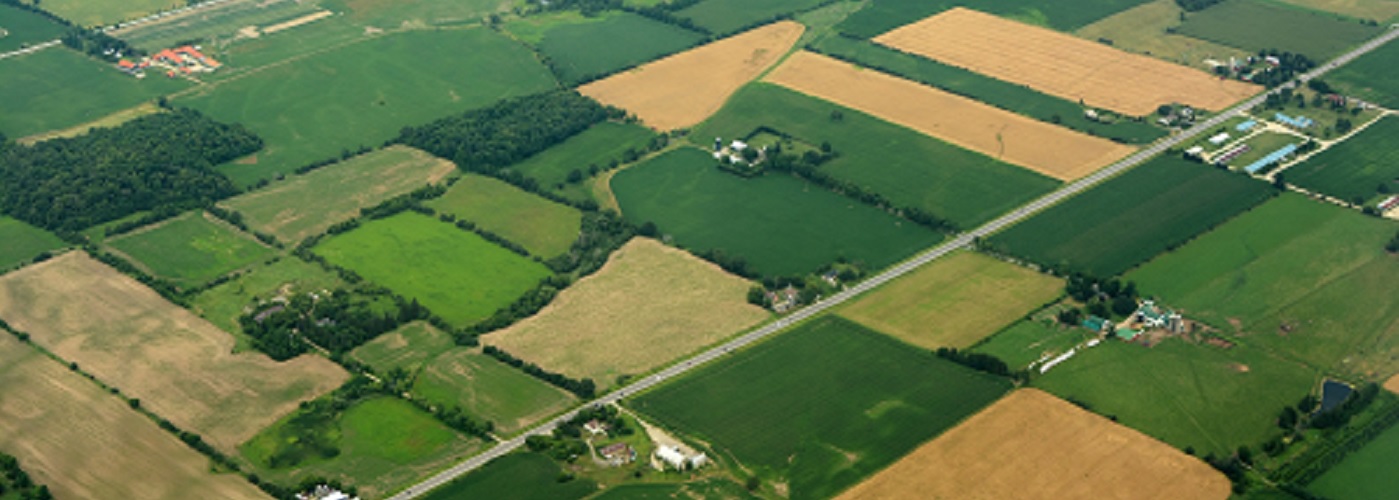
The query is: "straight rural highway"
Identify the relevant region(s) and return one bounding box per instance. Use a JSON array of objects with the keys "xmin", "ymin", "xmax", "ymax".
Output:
[{"xmin": 388, "ymin": 26, "xmax": 1399, "ymax": 500}]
